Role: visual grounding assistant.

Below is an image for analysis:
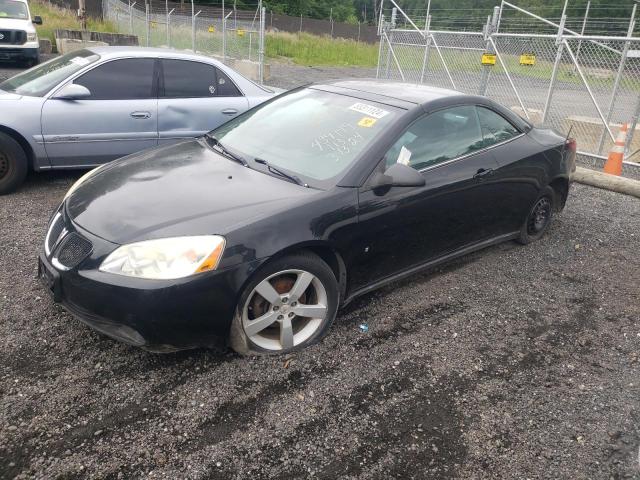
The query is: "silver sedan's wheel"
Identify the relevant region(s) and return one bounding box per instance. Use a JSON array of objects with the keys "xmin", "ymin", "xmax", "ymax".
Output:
[{"xmin": 242, "ymin": 269, "xmax": 329, "ymax": 351}]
